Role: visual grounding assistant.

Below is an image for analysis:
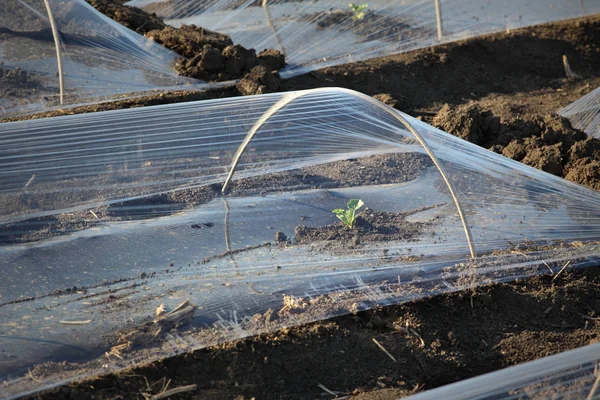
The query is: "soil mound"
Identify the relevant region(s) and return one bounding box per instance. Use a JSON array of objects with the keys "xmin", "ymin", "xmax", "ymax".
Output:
[
  {"xmin": 86, "ymin": 0, "xmax": 166, "ymax": 33},
  {"xmin": 432, "ymin": 103, "xmax": 600, "ymax": 189}
]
